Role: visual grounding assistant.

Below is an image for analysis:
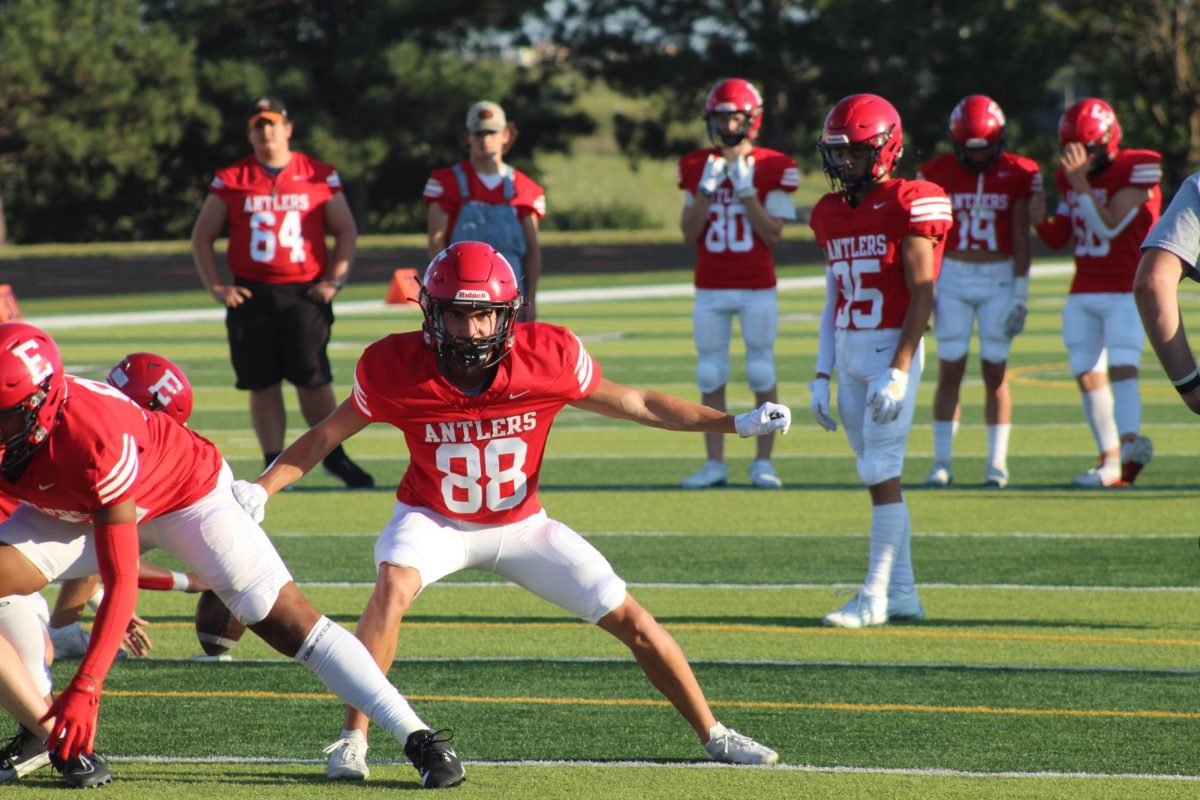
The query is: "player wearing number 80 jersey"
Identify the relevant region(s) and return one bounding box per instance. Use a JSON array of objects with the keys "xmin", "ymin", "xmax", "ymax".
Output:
[
  {"xmin": 917, "ymin": 95, "xmax": 1042, "ymax": 489},
  {"xmin": 677, "ymin": 78, "xmax": 798, "ymax": 490},
  {"xmin": 240, "ymin": 242, "xmax": 790, "ymax": 777},
  {"xmin": 809, "ymin": 94, "xmax": 951, "ymax": 629}
]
